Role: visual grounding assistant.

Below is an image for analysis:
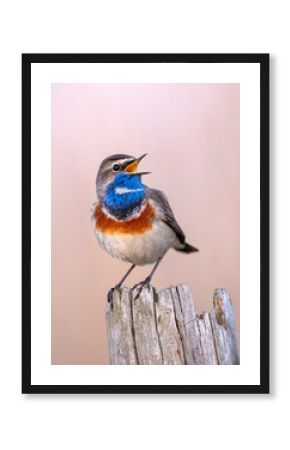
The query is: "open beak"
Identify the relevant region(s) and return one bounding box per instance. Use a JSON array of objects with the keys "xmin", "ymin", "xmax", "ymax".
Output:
[{"xmin": 124, "ymin": 153, "xmax": 150, "ymax": 175}]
